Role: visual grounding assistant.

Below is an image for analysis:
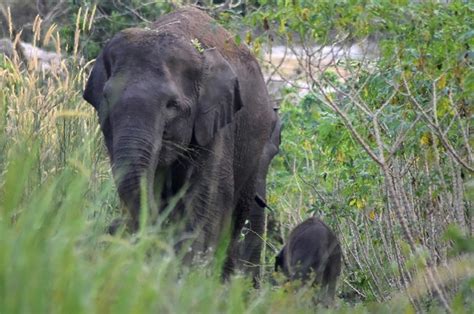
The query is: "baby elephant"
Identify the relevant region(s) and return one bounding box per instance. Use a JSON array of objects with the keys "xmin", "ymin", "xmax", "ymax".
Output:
[{"xmin": 275, "ymin": 217, "xmax": 342, "ymax": 305}]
